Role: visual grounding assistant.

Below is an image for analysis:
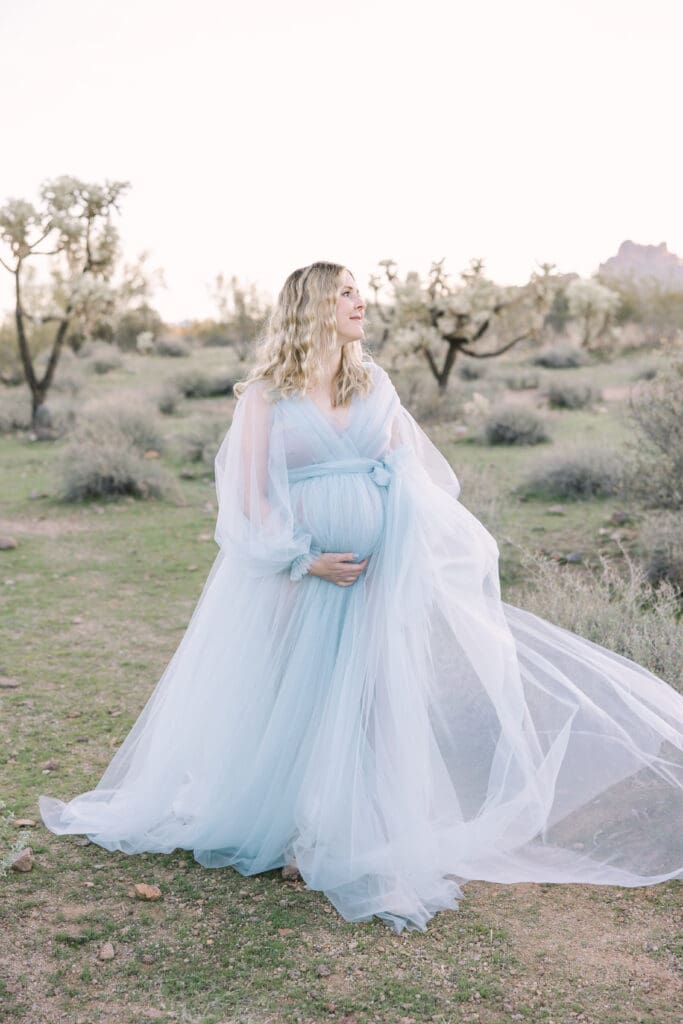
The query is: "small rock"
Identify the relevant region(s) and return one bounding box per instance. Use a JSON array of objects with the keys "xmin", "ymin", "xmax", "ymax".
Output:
[
  {"xmin": 563, "ymin": 552, "xmax": 585, "ymax": 564},
  {"xmin": 12, "ymin": 818, "xmax": 36, "ymax": 829},
  {"xmin": 40, "ymin": 759, "xmax": 59, "ymax": 770},
  {"xmin": 610, "ymin": 511, "xmax": 631, "ymax": 525},
  {"xmin": 0, "ymin": 676, "xmax": 20, "ymax": 689},
  {"xmin": 74, "ymin": 837, "xmax": 91, "ymax": 846},
  {"xmin": 141, "ymin": 954, "xmax": 155, "ymax": 964},
  {"xmin": 11, "ymin": 847, "xmax": 34, "ymax": 871},
  {"xmin": 98, "ymin": 942, "xmax": 116, "ymax": 960},
  {"xmin": 133, "ymin": 883, "xmax": 162, "ymax": 901},
  {"xmin": 0, "ymin": 536, "xmax": 18, "ymax": 550},
  {"xmin": 316, "ymin": 964, "xmax": 332, "ymax": 977}
]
